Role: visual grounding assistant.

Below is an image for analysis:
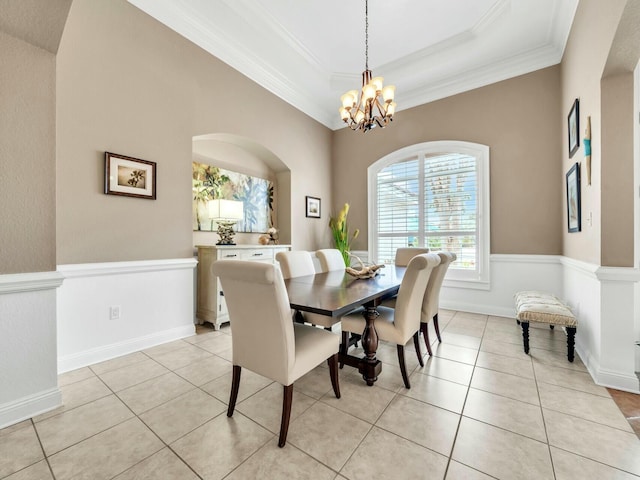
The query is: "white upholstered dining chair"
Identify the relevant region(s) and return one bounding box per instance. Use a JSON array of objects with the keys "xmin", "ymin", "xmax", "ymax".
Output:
[
  {"xmin": 276, "ymin": 250, "xmax": 341, "ymax": 329},
  {"xmin": 212, "ymin": 260, "xmax": 340, "ymax": 448},
  {"xmin": 420, "ymin": 251, "xmax": 457, "ymax": 355},
  {"xmin": 316, "ymin": 249, "xmax": 346, "ymax": 272},
  {"xmin": 341, "ymin": 253, "xmax": 441, "ymax": 389},
  {"xmin": 394, "ymin": 247, "xmax": 430, "ymax": 267},
  {"xmin": 381, "ymin": 247, "xmax": 431, "ymax": 310}
]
